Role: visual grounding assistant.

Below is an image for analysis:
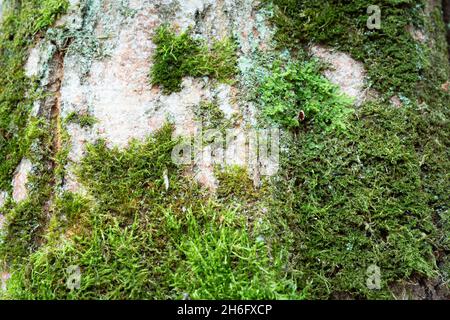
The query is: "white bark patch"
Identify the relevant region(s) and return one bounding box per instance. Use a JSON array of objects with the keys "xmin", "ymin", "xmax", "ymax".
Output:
[
  {"xmin": 163, "ymin": 169, "xmax": 170, "ymax": 191},
  {"xmin": 406, "ymin": 25, "xmax": 427, "ymax": 43},
  {"xmin": 310, "ymin": 45, "xmax": 367, "ymax": 106},
  {"xmin": 0, "ymin": 191, "xmax": 6, "ymax": 209},
  {"xmin": 25, "ymin": 45, "xmax": 42, "ymax": 78},
  {"xmin": 0, "ymin": 0, "xmax": 3, "ymax": 22},
  {"xmin": 0, "ymin": 215, "xmax": 4, "ymax": 231},
  {"xmin": 12, "ymin": 159, "xmax": 33, "ymax": 203},
  {"xmin": 0, "ymin": 272, "xmax": 10, "ymax": 292},
  {"xmin": 0, "ymin": 191, "xmax": 5, "ymax": 239}
]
